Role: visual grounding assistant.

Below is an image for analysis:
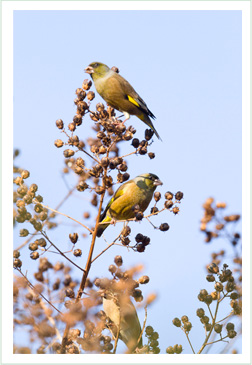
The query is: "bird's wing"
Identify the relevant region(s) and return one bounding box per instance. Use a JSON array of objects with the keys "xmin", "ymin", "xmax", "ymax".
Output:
[
  {"xmin": 116, "ymin": 75, "xmax": 156, "ymax": 119},
  {"xmin": 102, "ymin": 74, "xmax": 155, "ymax": 119},
  {"xmin": 99, "ymin": 181, "xmax": 132, "ymax": 222}
]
